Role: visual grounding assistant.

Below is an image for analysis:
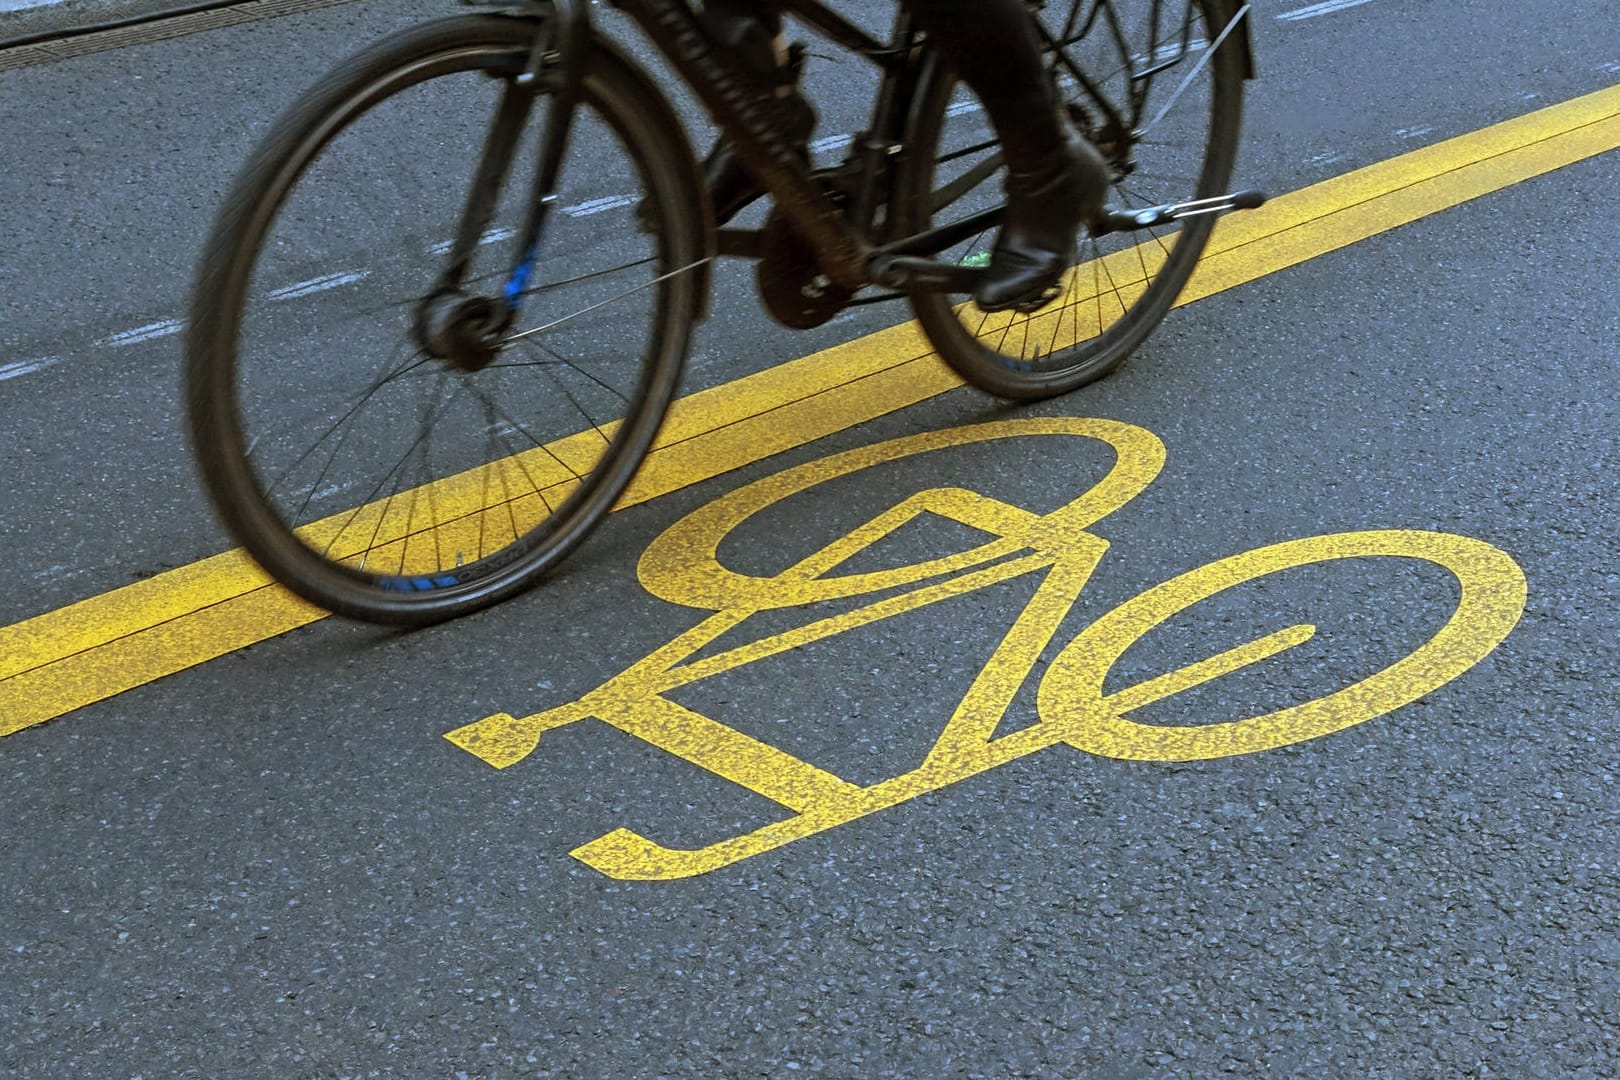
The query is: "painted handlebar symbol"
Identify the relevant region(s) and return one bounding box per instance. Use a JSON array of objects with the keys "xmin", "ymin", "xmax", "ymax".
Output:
[{"xmin": 444, "ymin": 419, "xmax": 1526, "ymax": 880}]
